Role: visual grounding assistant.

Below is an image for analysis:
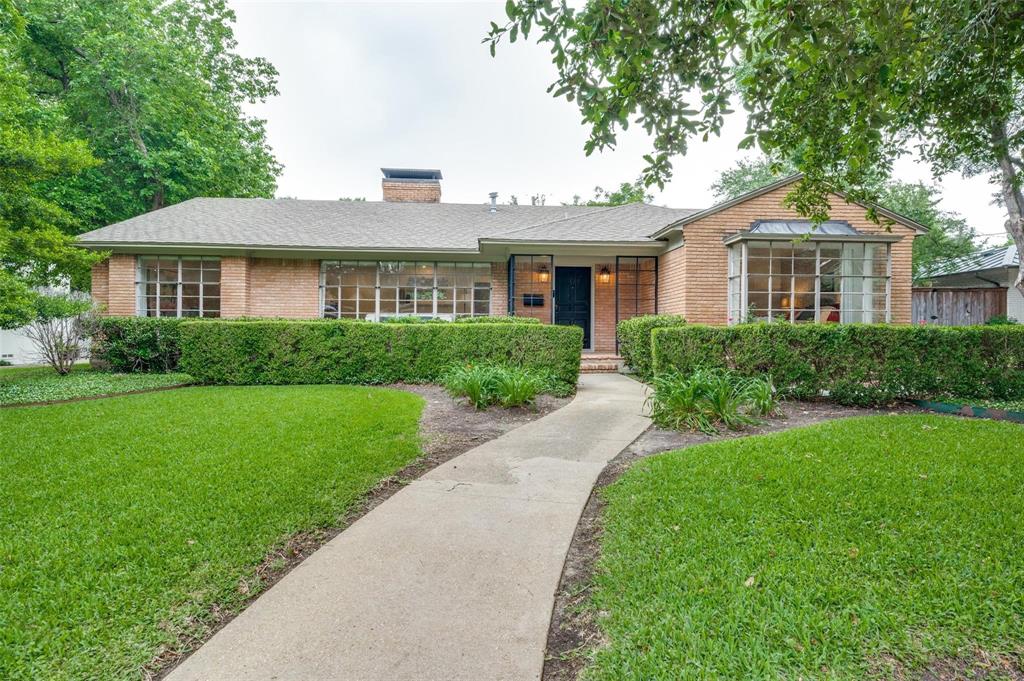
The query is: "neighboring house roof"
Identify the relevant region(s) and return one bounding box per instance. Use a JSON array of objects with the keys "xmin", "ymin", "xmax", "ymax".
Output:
[
  {"xmin": 650, "ymin": 174, "xmax": 931, "ymax": 239},
  {"xmin": 919, "ymin": 244, "xmax": 1019, "ymax": 279},
  {"xmin": 76, "ymin": 198, "xmax": 699, "ymax": 252}
]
